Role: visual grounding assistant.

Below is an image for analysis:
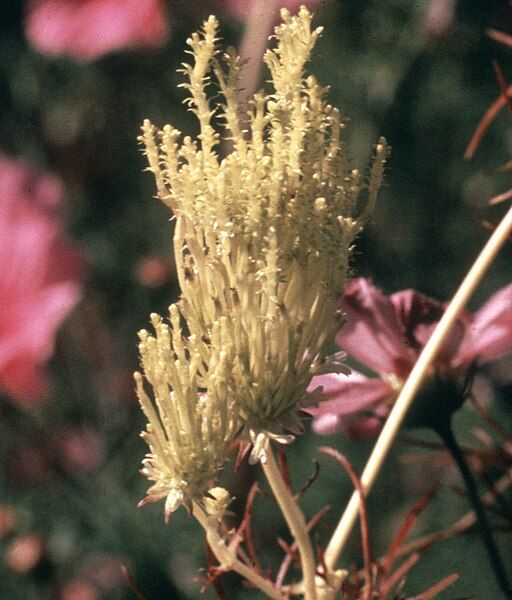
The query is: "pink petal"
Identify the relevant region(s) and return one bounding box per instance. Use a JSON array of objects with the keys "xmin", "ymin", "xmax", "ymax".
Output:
[
  {"xmin": 305, "ymin": 372, "xmax": 395, "ymax": 435},
  {"xmin": 342, "ymin": 403, "xmax": 390, "ymax": 438},
  {"xmin": 0, "ymin": 281, "xmax": 82, "ymax": 366},
  {"xmin": 391, "ymin": 289, "xmax": 468, "ymax": 365},
  {"xmin": 455, "ymin": 283, "xmax": 512, "ymax": 367},
  {"xmin": 0, "ymin": 156, "xmax": 84, "ymax": 405},
  {"xmin": 25, "ymin": 0, "xmax": 169, "ymax": 61},
  {"xmin": 0, "ymin": 356, "xmax": 47, "ymax": 406},
  {"xmin": 337, "ymin": 278, "xmax": 416, "ymax": 377}
]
